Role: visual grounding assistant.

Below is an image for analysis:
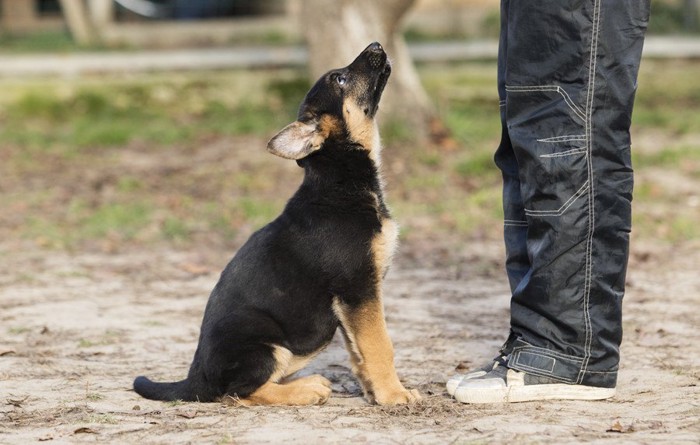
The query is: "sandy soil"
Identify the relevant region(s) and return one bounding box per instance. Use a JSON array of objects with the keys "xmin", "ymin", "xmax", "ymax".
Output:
[{"xmin": 1, "ymin": 234, "xmax": 698, "ymax": 444}]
